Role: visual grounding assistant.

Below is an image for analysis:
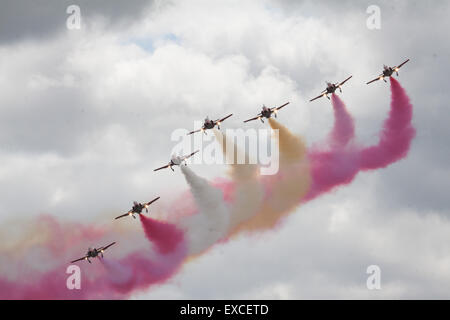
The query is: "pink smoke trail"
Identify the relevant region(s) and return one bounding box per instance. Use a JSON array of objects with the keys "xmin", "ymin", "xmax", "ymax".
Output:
[
  {"xmin": 170, "ymin": 79, "xmax": 415, "ymax": 235},
  {"xmin": 305, "ymin": 78, "xmax": 415, "ymax": 201},
  {"xmin": 99, "ymin": 249, "xmax": 186, "ymax": 296},
  {"xmin": 360, "ymin": 77, "xmax": 416, "ymax": 170},
  {"xmin": 328, "ymin": 94, "xmax": 355, "ymax": 148},
  {"xmin": 0, "ymin": 79, "xmax": 415, "ymax": 299},
  {"xmin": 140, "ymin": 215, "xmax": 185, "ymax": 255},
  {"xmin": 0, "ymin": 215, "xmax": 187, "ymax": 299},
  {"xmin": 304, "ymin": 93, "xmax": 357, "ymax": 201},
  {"xmin": 304, "ymin": 148, "xmax": 360, "ymax": 201}
]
